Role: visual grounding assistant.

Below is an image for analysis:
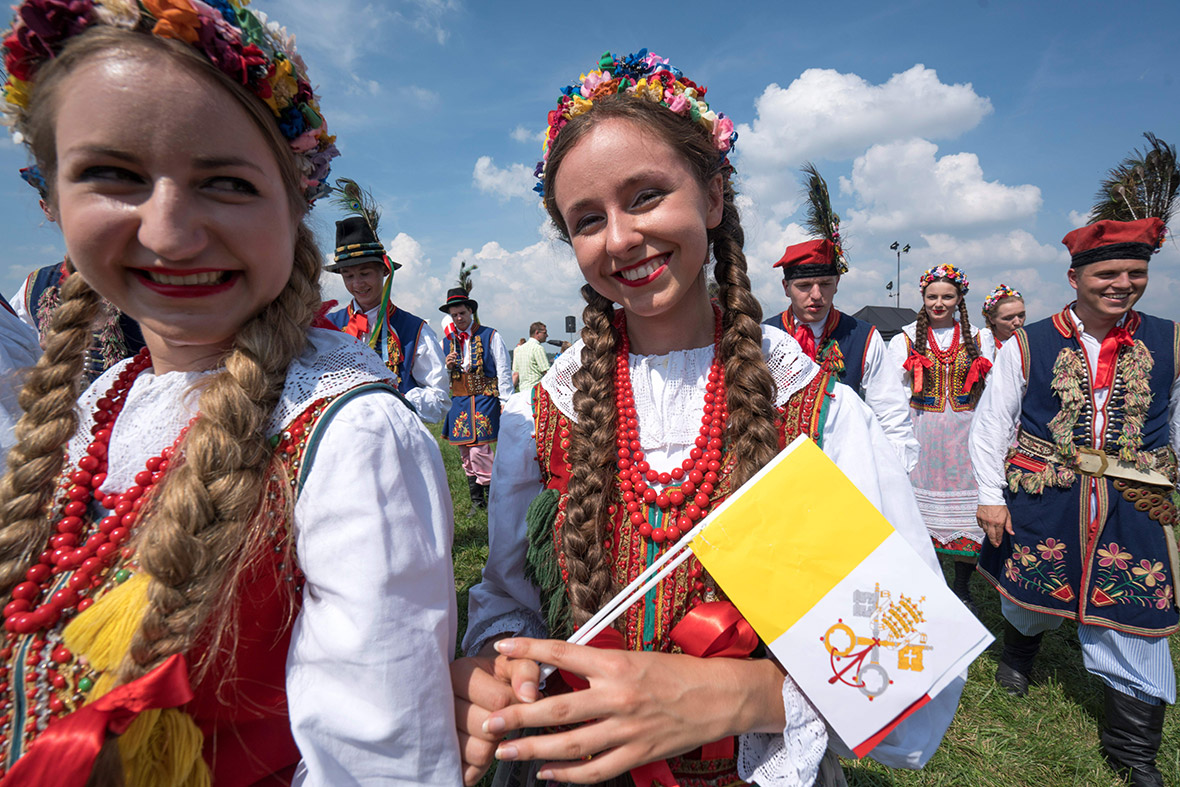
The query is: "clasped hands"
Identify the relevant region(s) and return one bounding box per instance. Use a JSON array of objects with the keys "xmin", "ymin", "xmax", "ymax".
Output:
[{"xmin": 450, "ymin": 637, "xmax": 786, "ymax": 786}]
